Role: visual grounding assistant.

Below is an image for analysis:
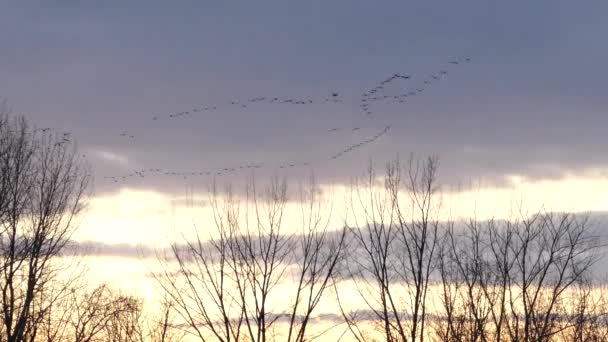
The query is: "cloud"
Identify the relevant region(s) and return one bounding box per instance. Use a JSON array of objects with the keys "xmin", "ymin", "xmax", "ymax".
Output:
[
  {"xmin": 66, "ymin": 241, "xmax": 150, "ymax": 258},
  {"xmin": 2, "ymin": 0, "xmax": 608, "ymax": 195},
  {"xmin": 90, "ymin": 149, "xmax": 130, "ymax": 167}
]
